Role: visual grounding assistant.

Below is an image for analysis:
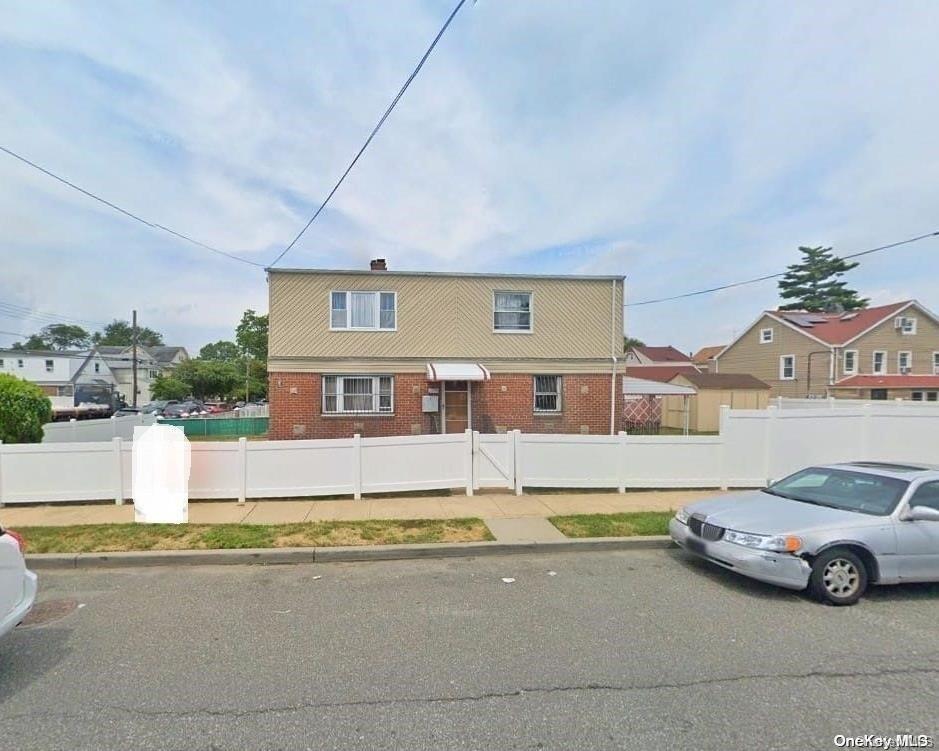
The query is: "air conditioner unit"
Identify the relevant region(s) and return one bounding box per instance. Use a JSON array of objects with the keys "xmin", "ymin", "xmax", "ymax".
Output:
[{"xmin": 900, "ymin": 366, "xmax": 912, "ymax": 375}]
